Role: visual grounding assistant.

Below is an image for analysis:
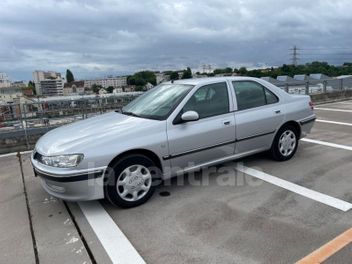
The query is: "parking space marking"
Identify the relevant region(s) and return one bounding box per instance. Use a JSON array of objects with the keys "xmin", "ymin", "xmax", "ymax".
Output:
[
  {"xmin": 301, "ymin": 138, "xmax": 352, "ymax": 151},
  {"xmin": 78, "ymin": 201, "xmax": 146, "ymax": 264},
  {"xmin": 236, "ymin": 165, "xmax": 352, "ymax": 212},
  {"xmin": 314, "ymin": 107, "xmax": 352, "ymax": 113},
  {"xmin": 296, "ymin": 227, "xmax": 352, "ymax": 264},
  {"xmin": 337, "ymin": 101, "xmax": 352, "ymax": 105},
  {"xmin": 316, "ymin": 119, "xmax": 352, "ymax": 127}
]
